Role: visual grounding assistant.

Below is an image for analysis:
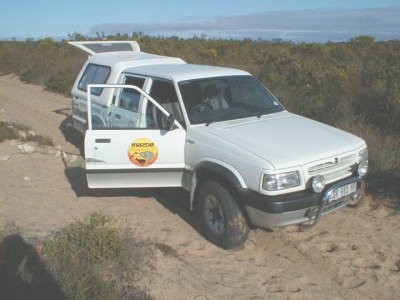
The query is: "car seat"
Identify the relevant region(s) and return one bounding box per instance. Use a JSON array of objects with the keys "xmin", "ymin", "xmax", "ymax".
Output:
[{"xmin": 203, "ymin": 85, "xmax": 229, "ymax": 110}]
